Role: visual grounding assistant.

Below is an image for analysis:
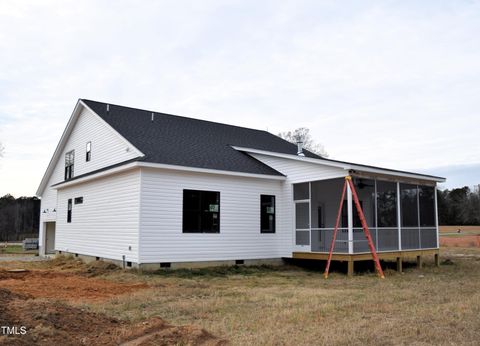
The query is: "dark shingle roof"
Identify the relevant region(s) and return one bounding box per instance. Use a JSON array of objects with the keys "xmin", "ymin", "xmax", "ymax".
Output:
[{"xmin": 82, "ymin": 99, "xmax": 321, "ymax": 176}]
